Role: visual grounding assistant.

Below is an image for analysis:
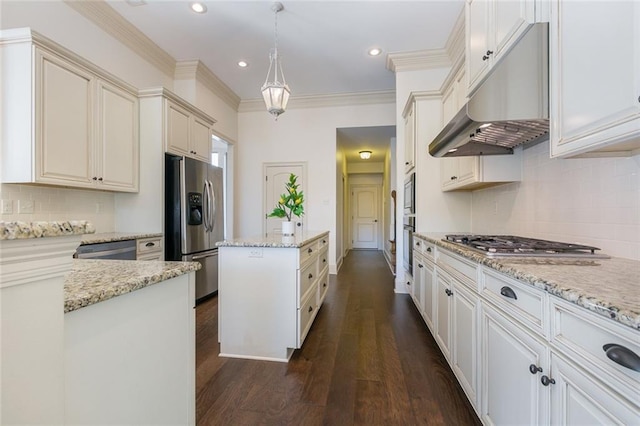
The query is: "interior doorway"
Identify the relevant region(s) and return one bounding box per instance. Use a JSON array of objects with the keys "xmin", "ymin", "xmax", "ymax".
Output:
[{"xmin": 350, "ymin": 184, "xmax": 381, "ymax": 249}]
